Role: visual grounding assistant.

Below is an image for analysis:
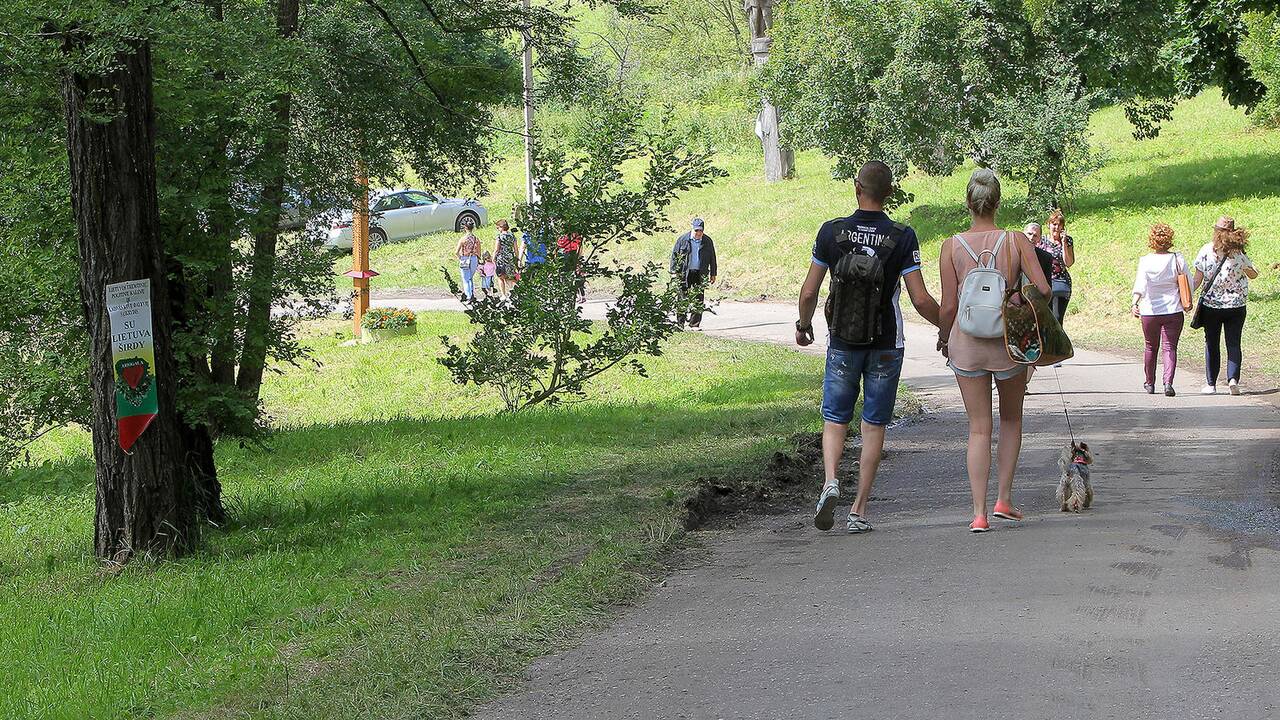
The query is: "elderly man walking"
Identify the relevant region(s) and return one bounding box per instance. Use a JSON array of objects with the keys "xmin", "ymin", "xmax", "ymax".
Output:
[{"xmin": 670, "ymin": 217, "xmax": 718, "ymax": 330}]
